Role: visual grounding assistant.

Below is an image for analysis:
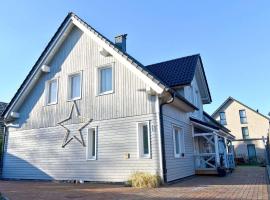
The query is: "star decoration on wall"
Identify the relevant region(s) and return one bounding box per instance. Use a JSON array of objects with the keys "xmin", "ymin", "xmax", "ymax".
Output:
[{"xmin": 57, "ymin": 101, "xmax": 93, "ymax": 148}]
